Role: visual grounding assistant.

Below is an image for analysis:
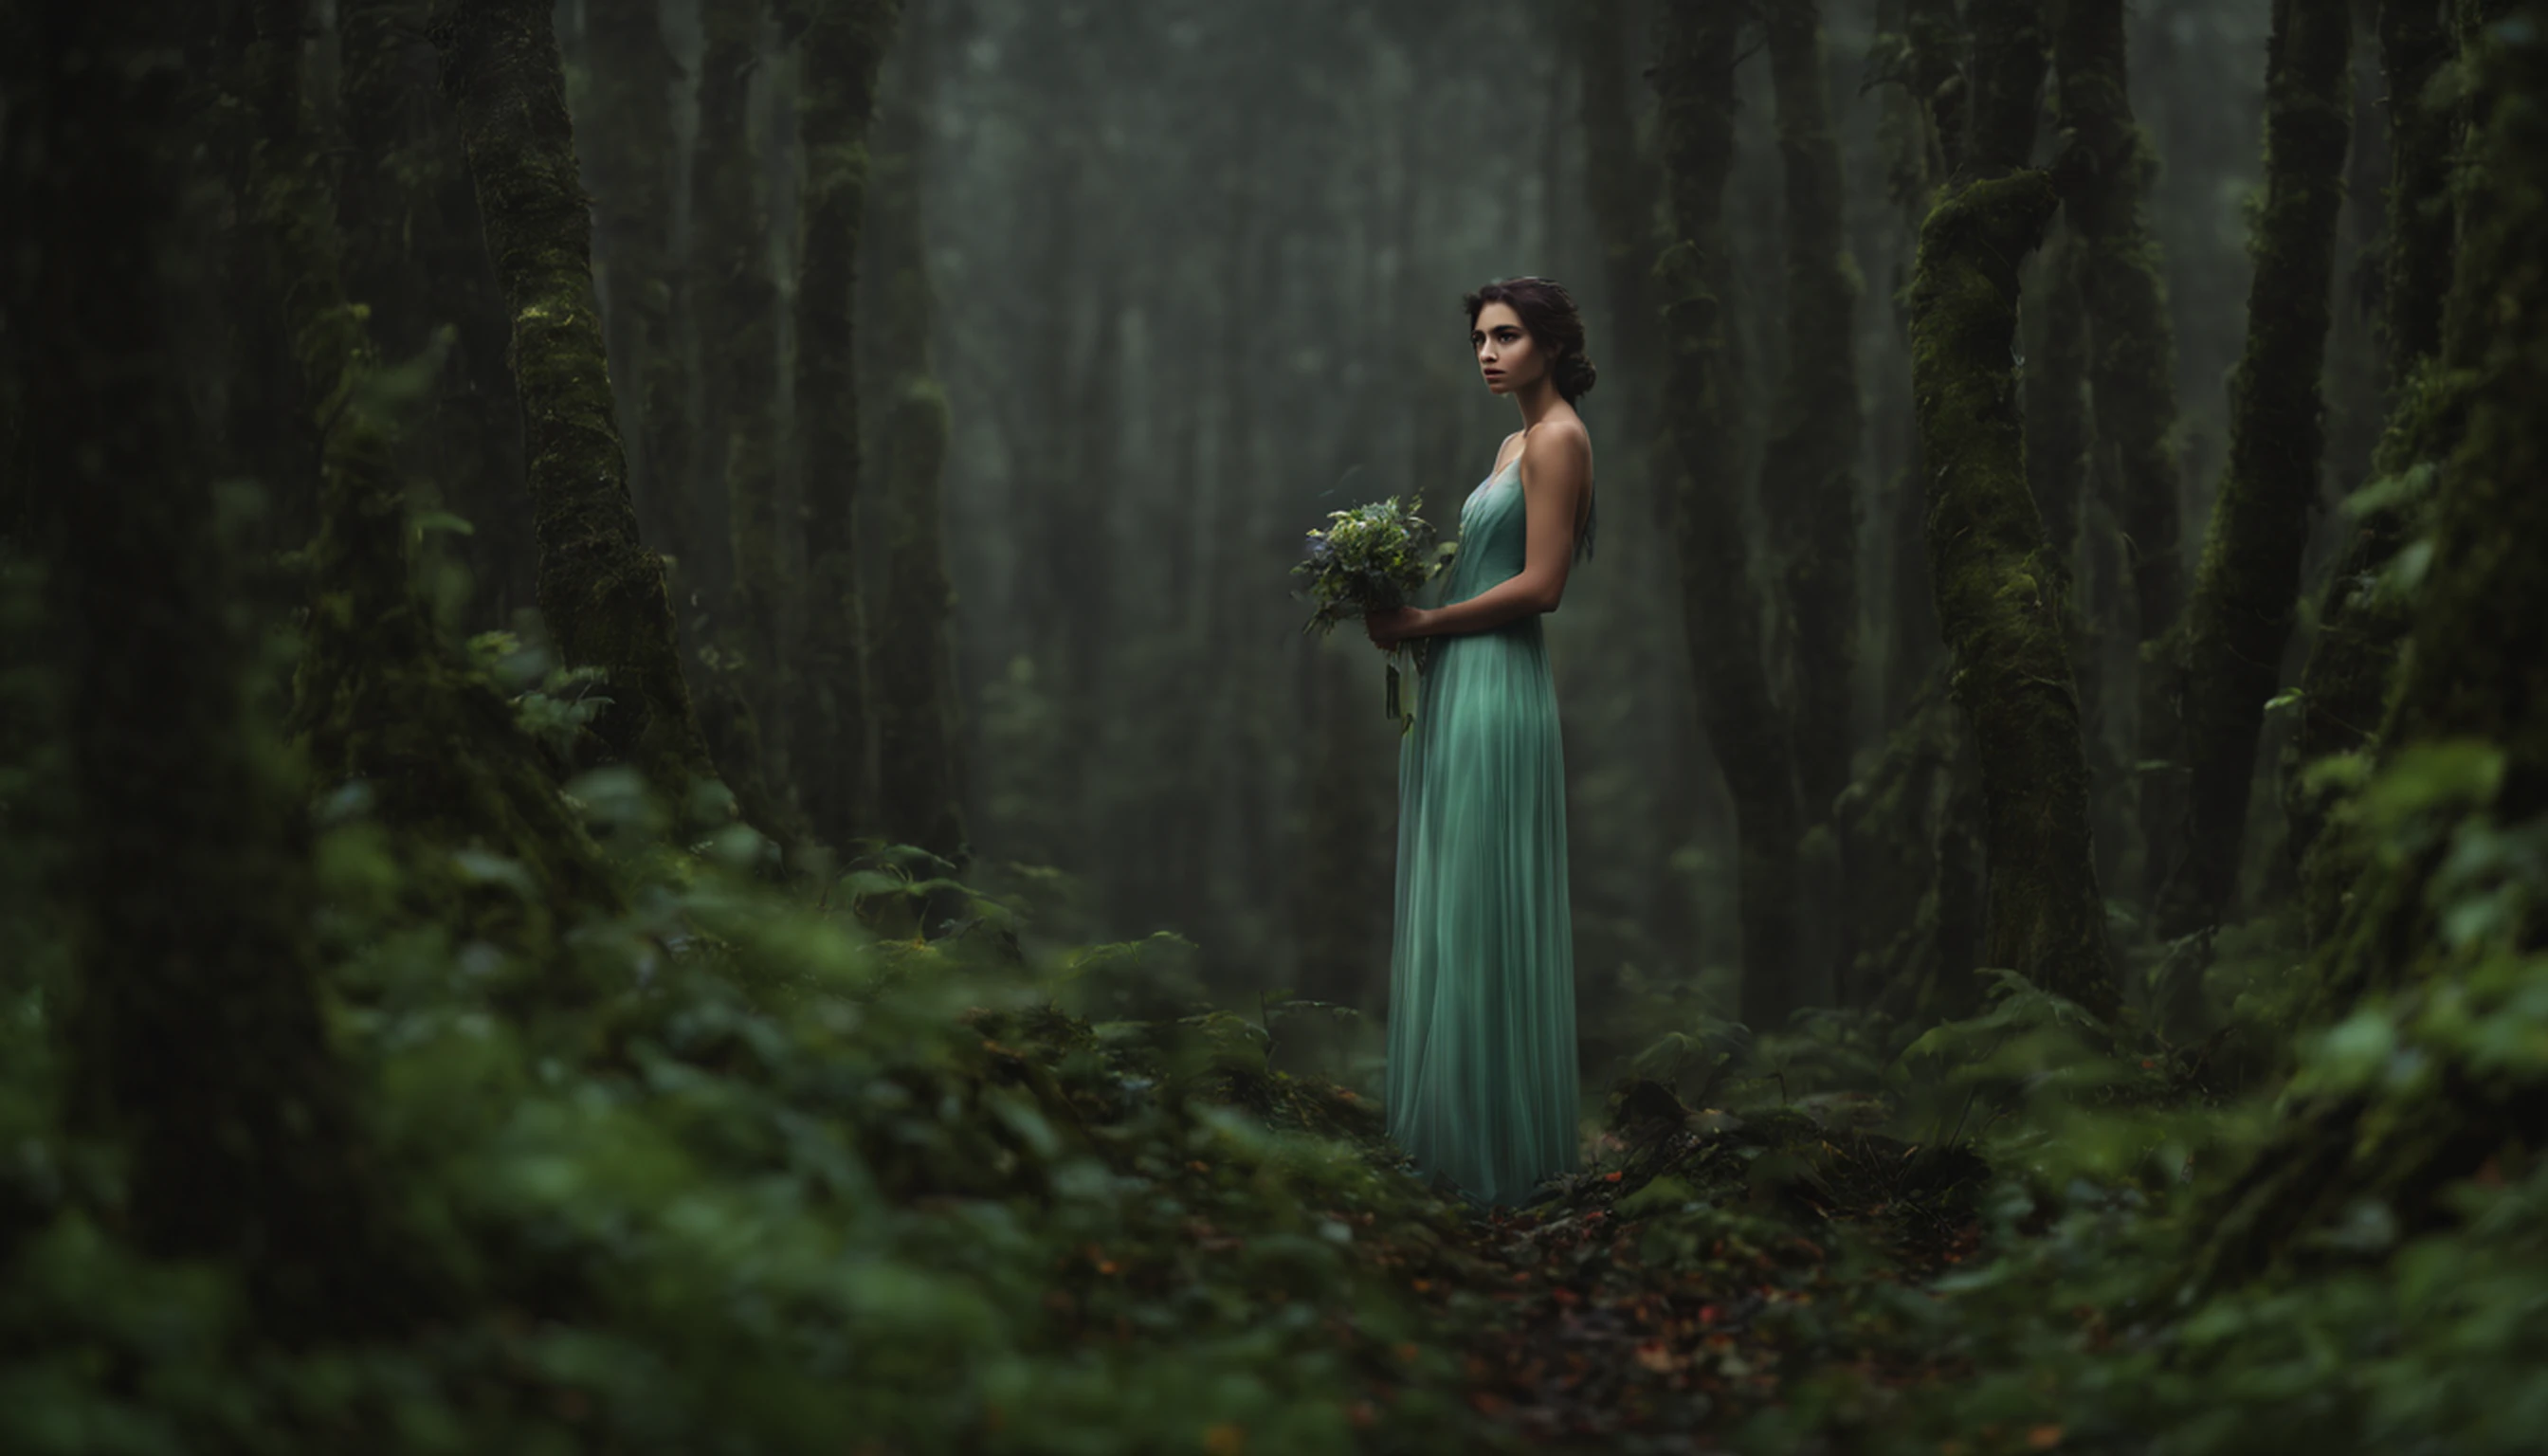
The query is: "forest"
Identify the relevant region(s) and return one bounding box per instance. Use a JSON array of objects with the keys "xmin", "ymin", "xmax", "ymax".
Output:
[{"xmin": 2, "ymin": 0, "xmax": 2544, "ymax": 1449}]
